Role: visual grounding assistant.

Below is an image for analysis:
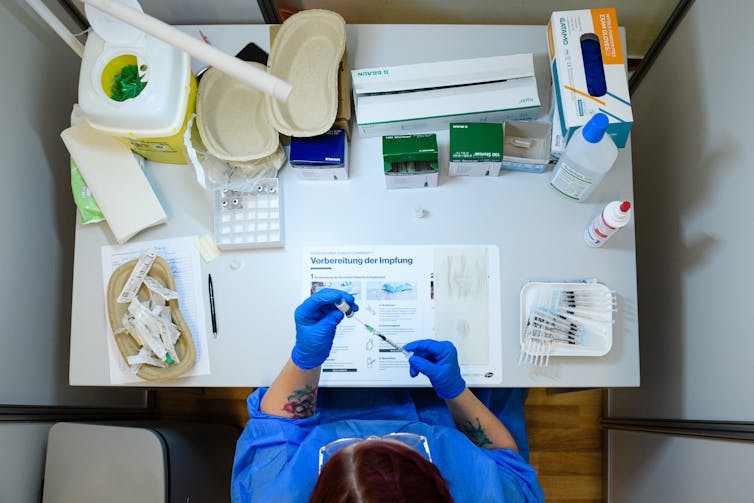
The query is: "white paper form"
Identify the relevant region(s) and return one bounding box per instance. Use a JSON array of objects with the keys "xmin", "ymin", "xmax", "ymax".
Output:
[
  {"xmin": 303, "ymin": 245, "xmax": 502, "ymax": 386},
  {"xmin": 101, "ymin": 236, "xmax": 211, "ymax": 383}
]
